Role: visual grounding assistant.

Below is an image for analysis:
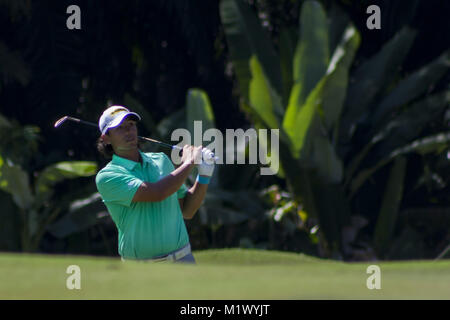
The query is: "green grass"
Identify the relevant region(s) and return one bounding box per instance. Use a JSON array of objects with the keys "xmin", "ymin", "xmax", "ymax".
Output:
[{"xmin": 0, "ymin": 248, "xmax": 449, "ymax": 299}]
